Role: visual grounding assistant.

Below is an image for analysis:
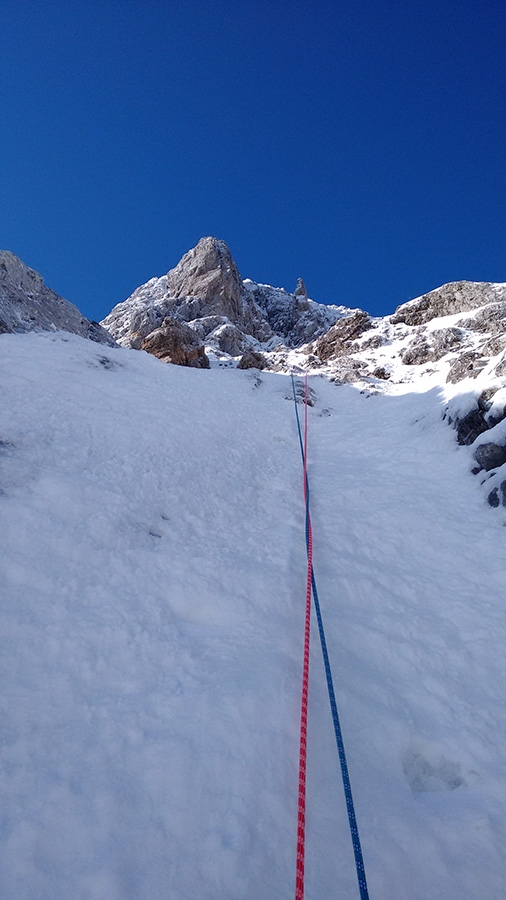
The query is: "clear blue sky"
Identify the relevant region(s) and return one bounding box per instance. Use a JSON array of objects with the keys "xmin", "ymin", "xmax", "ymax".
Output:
[{"xmin": 2, "ymin": 0, "xmax": 505, "ymax": 319}]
